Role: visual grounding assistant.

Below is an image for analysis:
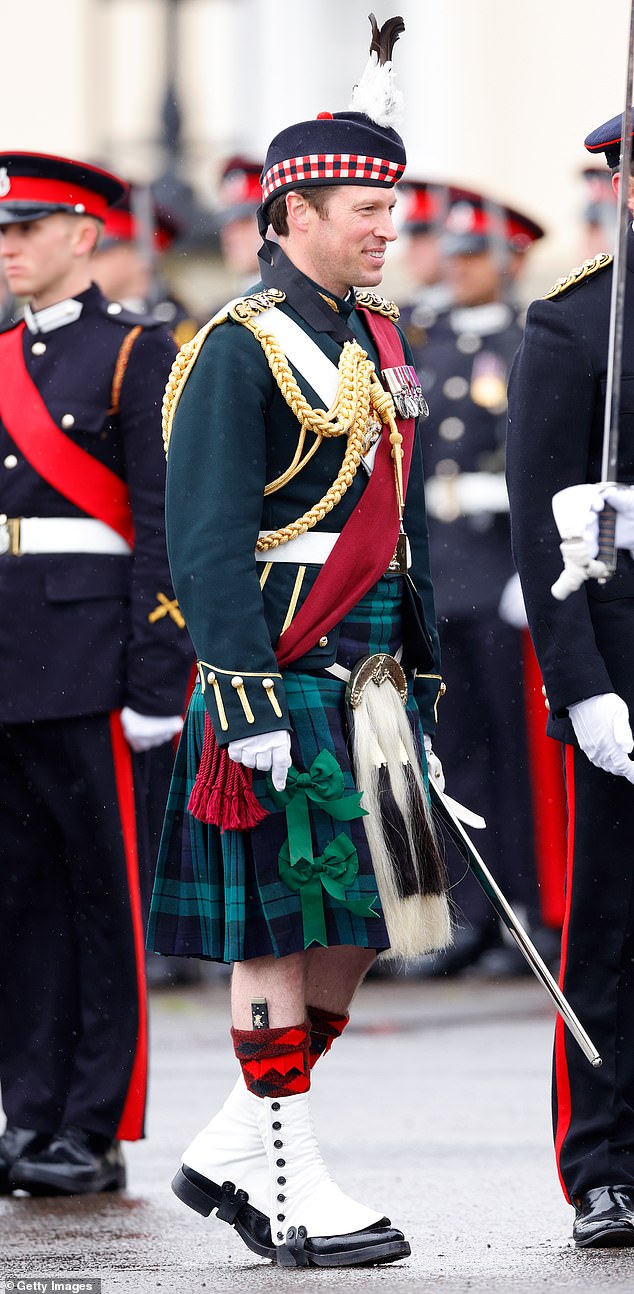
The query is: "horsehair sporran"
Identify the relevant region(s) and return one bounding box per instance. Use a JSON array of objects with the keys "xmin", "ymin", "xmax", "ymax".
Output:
[{"xmin": 351, "ymin": 675, "xmax": 452, "ymax": 960}]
